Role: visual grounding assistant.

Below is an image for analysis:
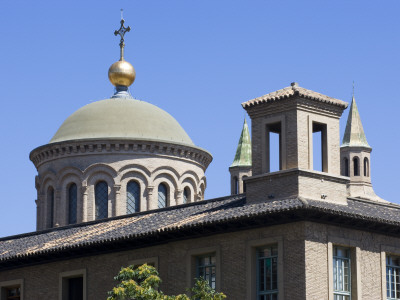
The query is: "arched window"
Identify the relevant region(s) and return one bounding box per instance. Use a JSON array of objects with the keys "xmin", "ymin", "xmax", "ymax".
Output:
[
  {"xmin": 233, "ymin": 176, "xmax": 238, "ymax": 194},
  {"xmin": 68, "ymin": 183, "xmax": 77, "ymax": 224},
  {"xmin": 343, "ymin": 158, "xmax": 349, "ymax": 177},
  {"xmin": 183, "ymin": 187, "xmax": 190, "ymax": 204},
  {"xmin": 47, "ymin": 187, "xmax": 54, "ymax": 228},
  {"xmin": 158, "ymin": 183, "xmax": 168, "ymax": 208},
  {"xmin": 127, "ymin": 181, "xmax": 140, "ymax": 214},
  {"xmin": 95, "ymin": 181, "xmax": 108, "ymax": 220},
  {"xmin": 353, "ymin": 157, "xmax": 360, "ymax": 176},
  {"xmin": 364, "ymin": 157, "xmax": 369, "ymax": 177}
]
